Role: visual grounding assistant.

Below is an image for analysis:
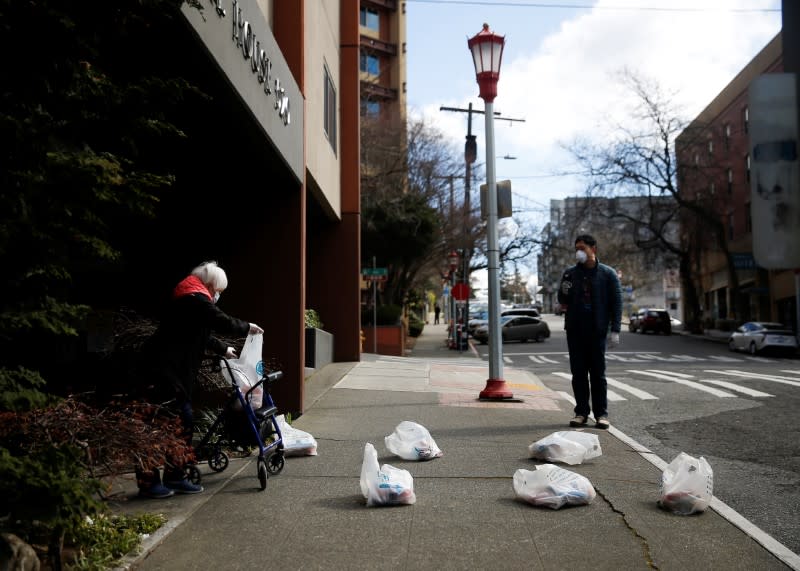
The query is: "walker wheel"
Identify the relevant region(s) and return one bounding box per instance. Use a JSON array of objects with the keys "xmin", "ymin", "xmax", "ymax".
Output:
[
  {"xmin": 208, "ymin": 450, "xmax": 229, "ymax": 473},
  {"xmin": 257, "ymin": 459, "xmax": 268, "ymax": 491},
  {"xmin": 267, "ymin": 452, "xmax": 285, "ymax": 475},
  {"xmin": 186, "ymin": 465, "xmax": 202, "ymax": 485}
]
